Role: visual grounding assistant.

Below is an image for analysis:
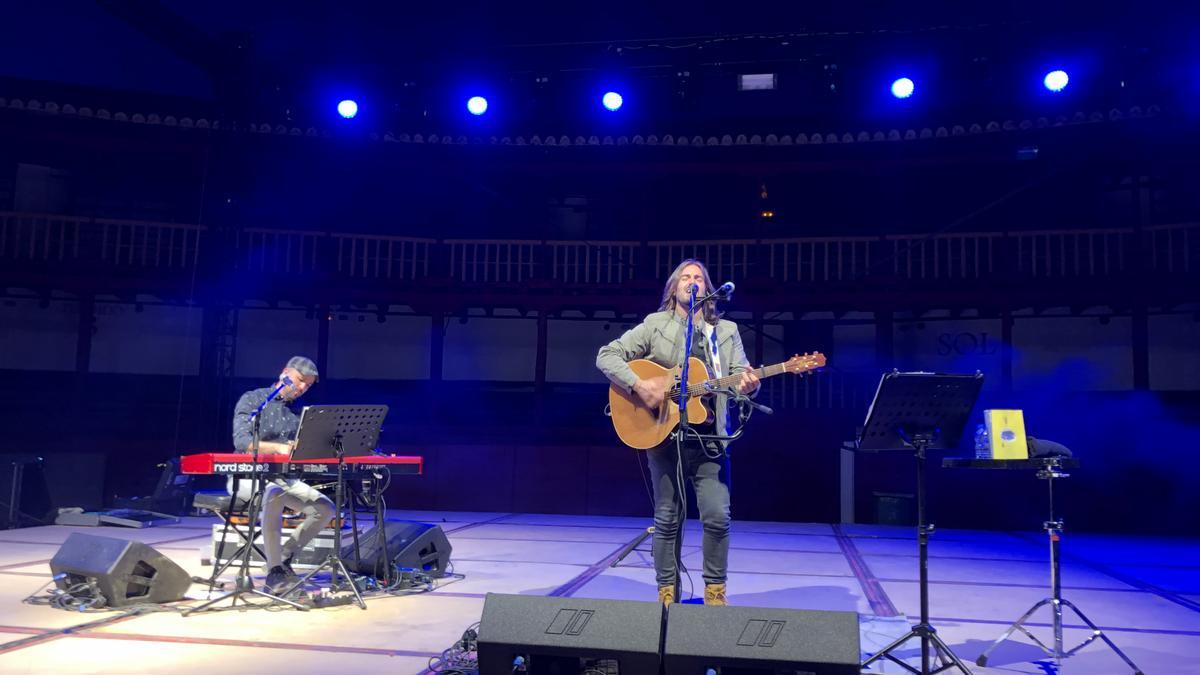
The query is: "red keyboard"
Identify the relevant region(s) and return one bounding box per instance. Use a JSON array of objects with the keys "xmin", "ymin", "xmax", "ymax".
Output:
[{"xmin": 180, "ymin": 452, "xmax": 422, "ymax": 477}]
